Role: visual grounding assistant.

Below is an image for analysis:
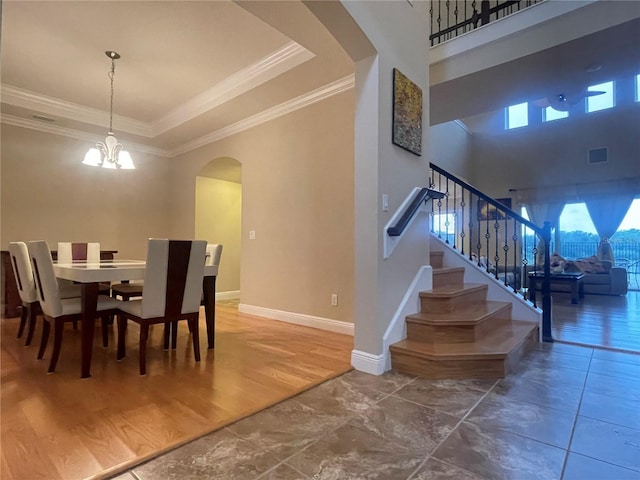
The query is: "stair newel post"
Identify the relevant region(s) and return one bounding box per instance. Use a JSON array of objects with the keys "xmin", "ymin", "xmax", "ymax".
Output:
[{"xmin": 541, "ymin": 221, "xmax": 554, "ymax": 342}]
